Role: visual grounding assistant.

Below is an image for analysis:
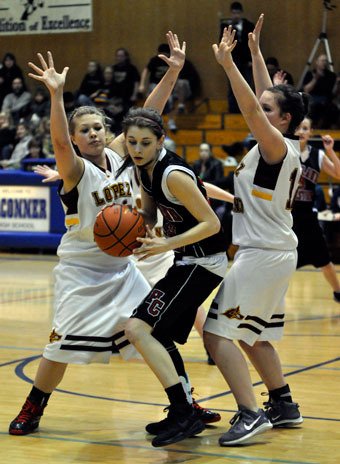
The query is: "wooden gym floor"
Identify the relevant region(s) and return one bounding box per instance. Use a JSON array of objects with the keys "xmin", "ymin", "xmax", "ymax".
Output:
[{"xmin": 0, "ymin": 252, "xmax": 339, "ymax": 464}]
